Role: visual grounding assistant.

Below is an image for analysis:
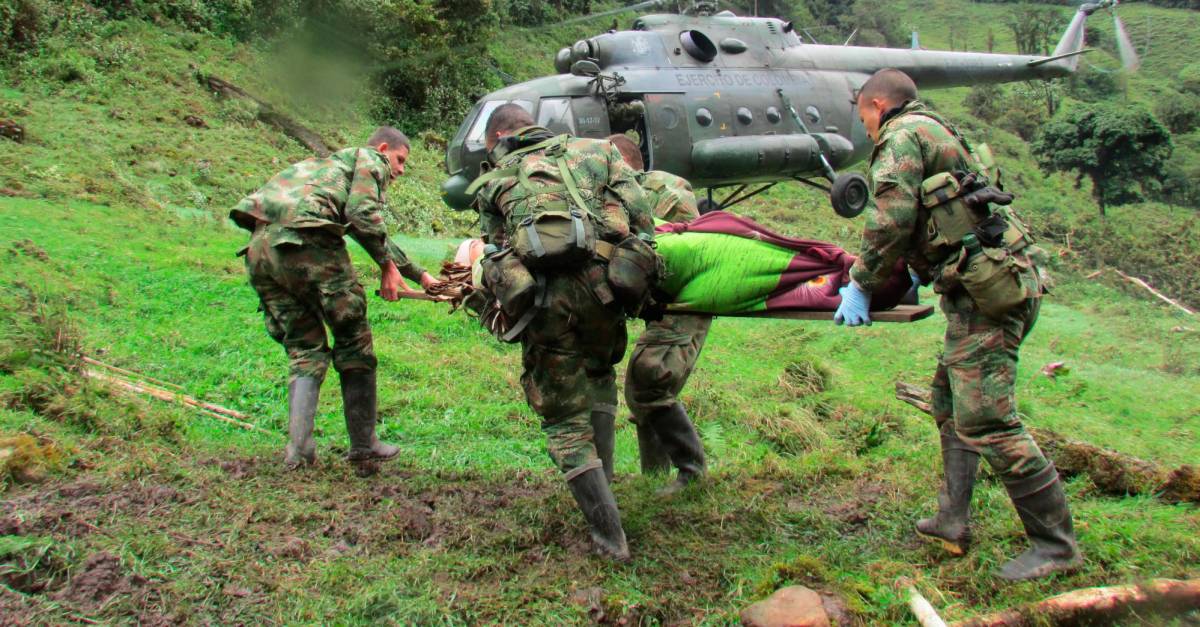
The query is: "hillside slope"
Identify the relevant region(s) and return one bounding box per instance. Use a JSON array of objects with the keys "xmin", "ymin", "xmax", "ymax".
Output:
[{"xmin": 1, "ymin": 3, "xmax": 1198, "ymax": 624}]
